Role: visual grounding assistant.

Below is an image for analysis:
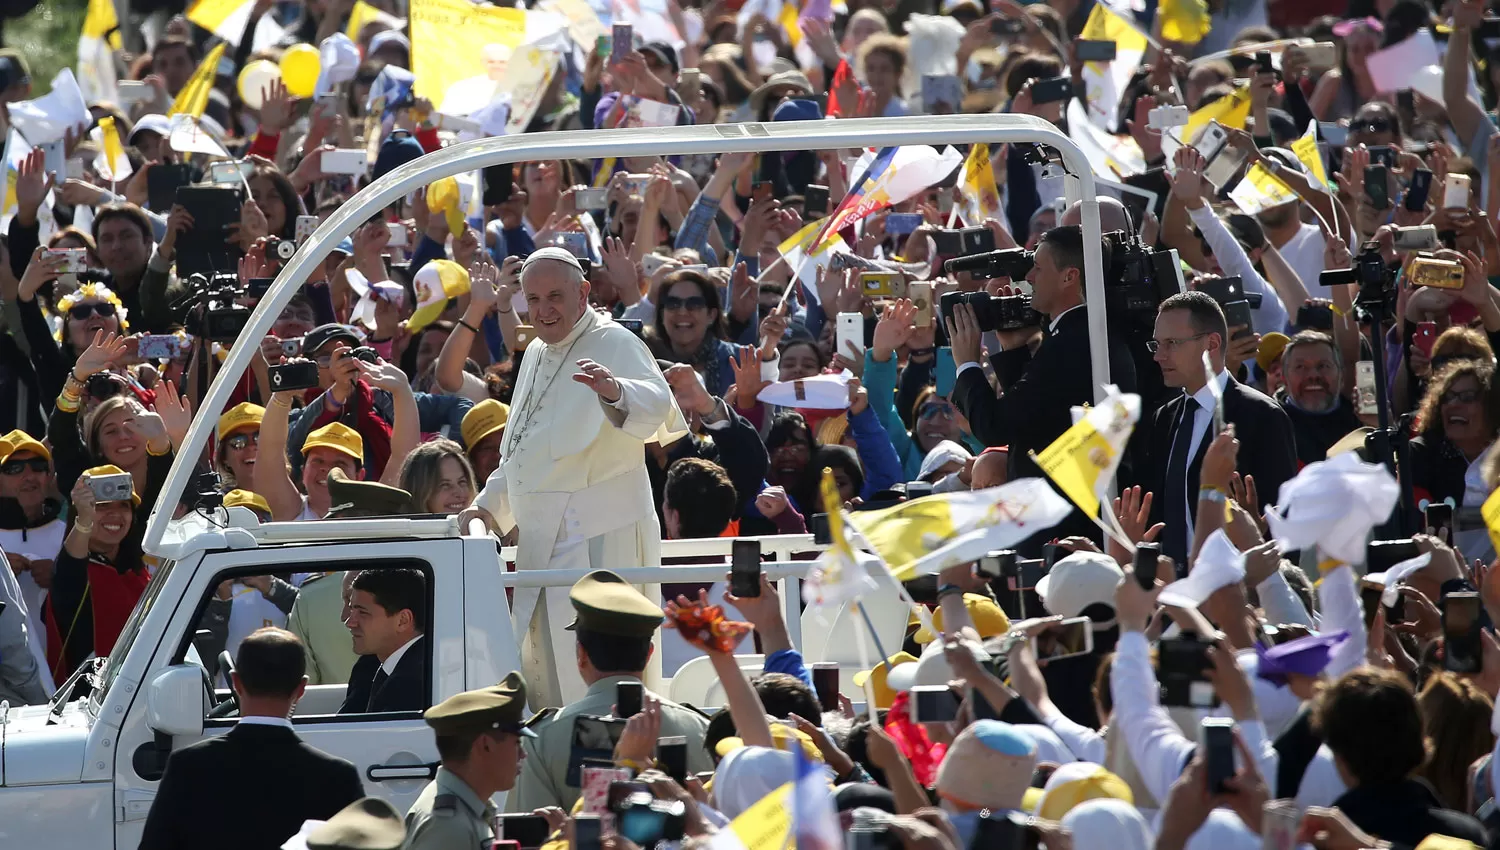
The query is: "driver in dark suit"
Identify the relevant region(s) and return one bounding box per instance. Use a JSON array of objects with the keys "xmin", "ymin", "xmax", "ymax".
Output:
[
  {"xmin": 140, "ymin": 628, "xmax": 364, "ymax": 850},
  {"xmin": 339, "ymin": 567, "xmax": 428, "ymax": 714}
]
